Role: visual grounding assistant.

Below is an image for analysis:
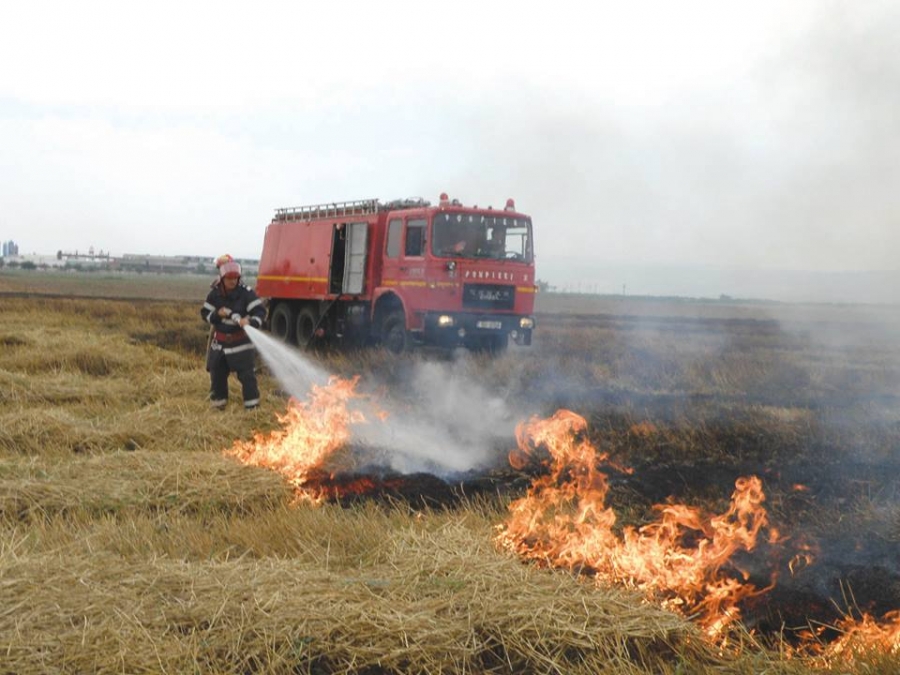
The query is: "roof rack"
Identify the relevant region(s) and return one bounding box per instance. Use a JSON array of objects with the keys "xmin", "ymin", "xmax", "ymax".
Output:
[
  {"xmin": 274, "ymin": 199, "xmax": 380, "ymax": 221},
  {"xmin": 274, "ymin": 197, "xmax": 431, "ymax": 221},
  {"xmin": 381, "ymin": 197, "xmax": 431, "ymax": 210}
]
